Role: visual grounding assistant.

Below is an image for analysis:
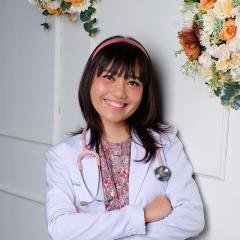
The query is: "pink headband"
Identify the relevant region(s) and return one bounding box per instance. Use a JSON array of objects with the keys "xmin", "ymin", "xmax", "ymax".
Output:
[{"xmin": 91, "ymin": 37, "xmax": 149, "ymax": 60}]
